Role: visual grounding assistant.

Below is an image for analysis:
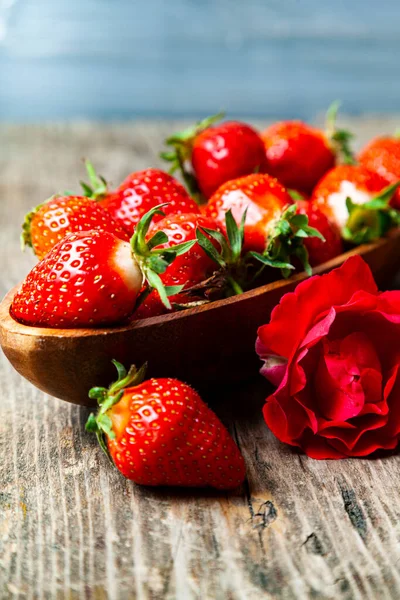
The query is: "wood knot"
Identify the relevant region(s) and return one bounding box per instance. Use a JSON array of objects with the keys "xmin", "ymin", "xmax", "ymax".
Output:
[{"xmin": 252, "ymin": 500, "xmax": 277, "ymax": 530}]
